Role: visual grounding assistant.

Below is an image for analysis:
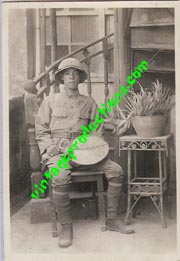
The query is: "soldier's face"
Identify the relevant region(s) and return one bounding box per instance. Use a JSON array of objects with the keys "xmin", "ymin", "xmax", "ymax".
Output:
[{"xmin": 62, "ymin": 68, "xmax": 80, "ymax": 90}]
